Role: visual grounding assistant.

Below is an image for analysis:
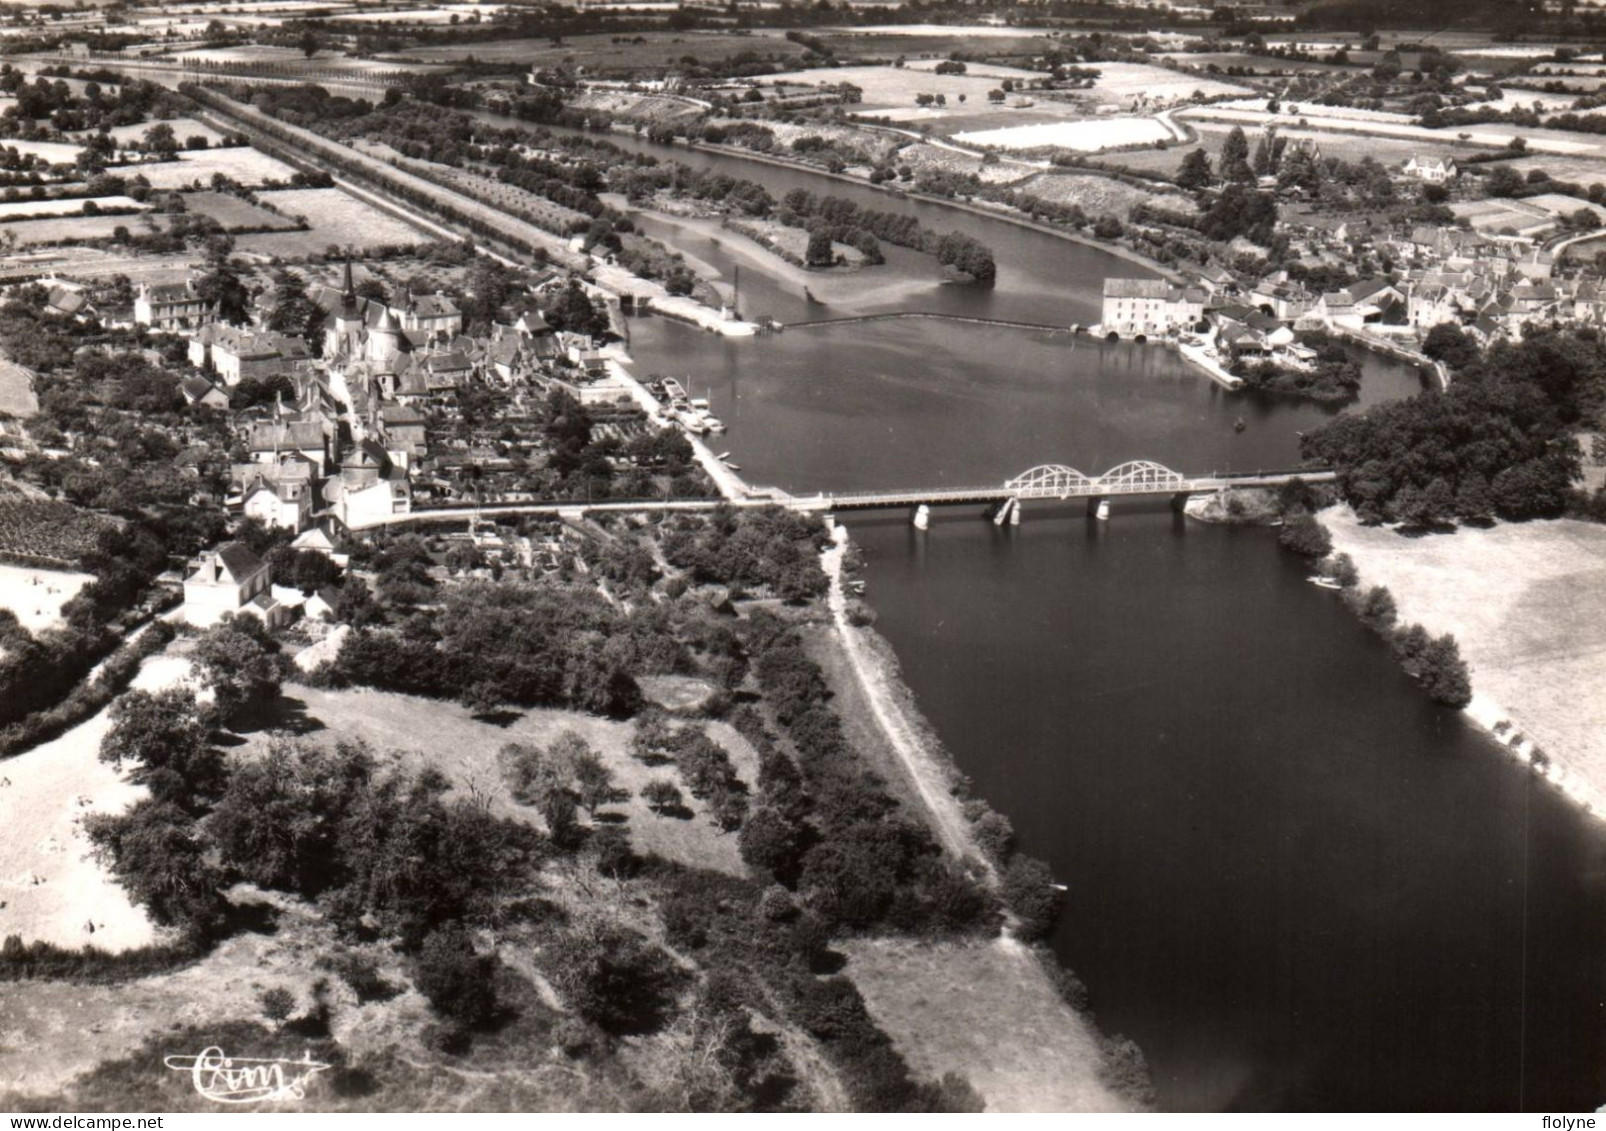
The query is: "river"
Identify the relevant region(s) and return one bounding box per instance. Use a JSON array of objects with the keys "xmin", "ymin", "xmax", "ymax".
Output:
[{"xmin": 487, "ymin": 113, "xmax": 1606, "ymax": 1111}]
